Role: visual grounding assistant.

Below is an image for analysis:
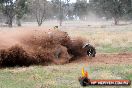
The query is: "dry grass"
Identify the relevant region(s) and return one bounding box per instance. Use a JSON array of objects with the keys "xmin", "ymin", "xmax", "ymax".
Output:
[
  {"xmin": 0, "ymin": 22, "xmax": 131, "ymax": 66},
  {"xmin": 61, "ymin": 23, "xmax": 132, "ymax": 54},
  {"xmin": 0, "ymin": 21, "xmax": 131, "ymax": 88},
  {"xmin": 66, "ymin": 31, "xmax": 132, "ymax": 47}
]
